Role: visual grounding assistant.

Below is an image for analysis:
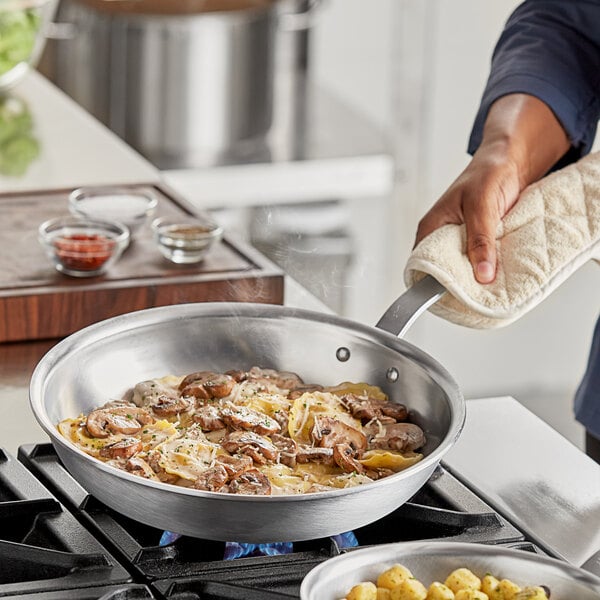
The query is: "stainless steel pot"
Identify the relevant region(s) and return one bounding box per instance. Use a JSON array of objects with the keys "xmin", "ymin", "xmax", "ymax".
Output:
[
  {"xmin": 29, "ymin": 276, "xmax": 463, "ymax": 543},
  {"xmin": 43, "ymin": 0, "xmax": 318, "ymax": 168},
  {"xmin": 300, "ymin": 541, "xmax": 600, "ymax": 599}
]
